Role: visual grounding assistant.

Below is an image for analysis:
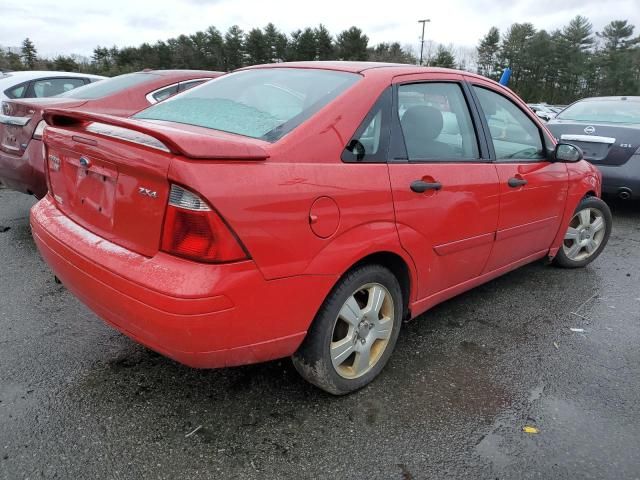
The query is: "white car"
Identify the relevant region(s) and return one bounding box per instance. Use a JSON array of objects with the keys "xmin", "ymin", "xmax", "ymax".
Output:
[{"xmin": 0, "ymin": 71, "xmax": 105, "ymax": 101}]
